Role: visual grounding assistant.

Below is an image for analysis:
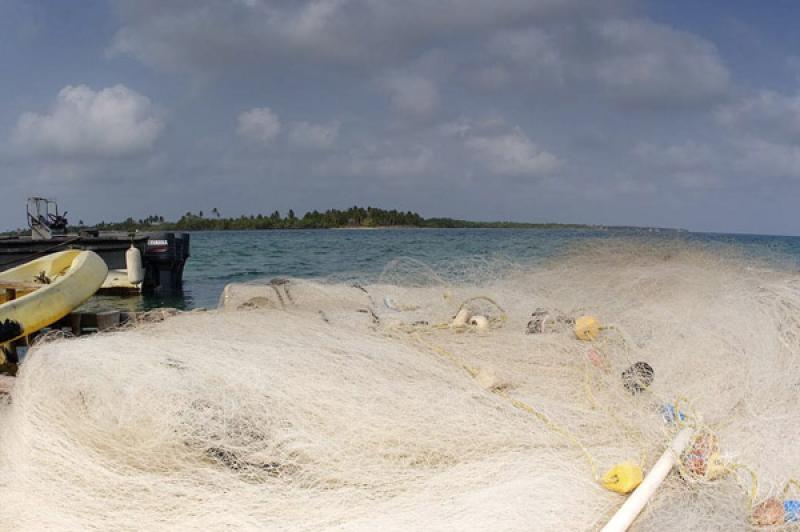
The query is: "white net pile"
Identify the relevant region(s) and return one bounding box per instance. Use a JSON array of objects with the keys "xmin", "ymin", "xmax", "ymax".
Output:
[{"xmin": 2, "ymin": 239, "xmax": 800, "ymax": 530}]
